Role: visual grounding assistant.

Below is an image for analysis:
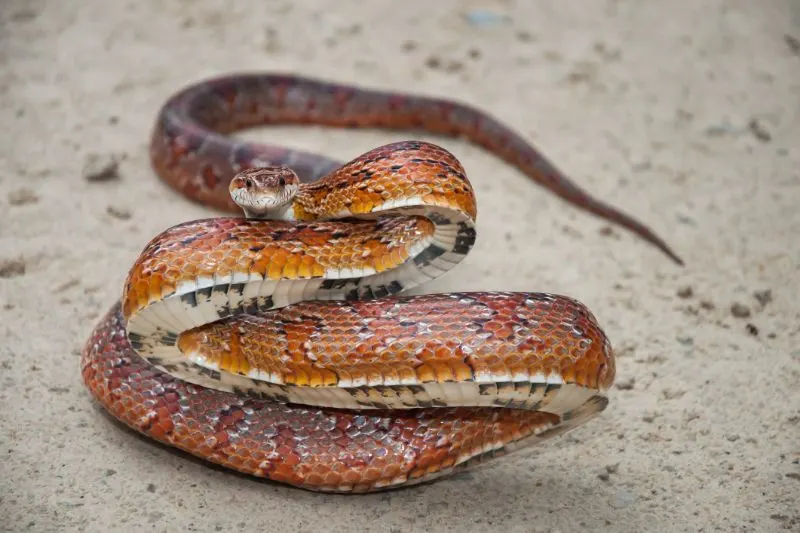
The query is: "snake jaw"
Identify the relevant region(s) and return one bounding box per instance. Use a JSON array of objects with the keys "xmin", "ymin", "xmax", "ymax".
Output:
[{"xmin": 229, "ymin": 166, "xmax": 300, "ymax": 218}]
